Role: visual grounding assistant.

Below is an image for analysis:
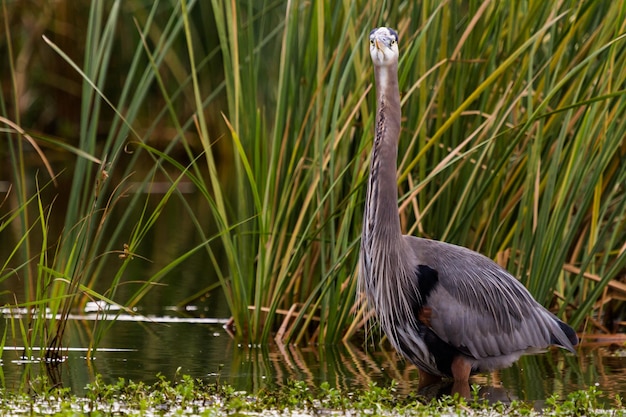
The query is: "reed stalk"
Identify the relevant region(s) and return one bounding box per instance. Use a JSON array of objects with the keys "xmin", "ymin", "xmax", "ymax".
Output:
[{"xmin": 205, "ymin": 0, "xmax": 626, "ymax": 341}]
